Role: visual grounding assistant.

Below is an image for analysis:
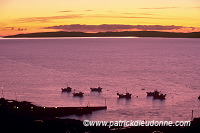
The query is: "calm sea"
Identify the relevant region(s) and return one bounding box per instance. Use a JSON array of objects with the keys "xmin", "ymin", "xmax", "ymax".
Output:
[{"xmin": 0, "ymin": 37, "xmax": 200, "ymax": 122}]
